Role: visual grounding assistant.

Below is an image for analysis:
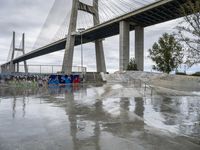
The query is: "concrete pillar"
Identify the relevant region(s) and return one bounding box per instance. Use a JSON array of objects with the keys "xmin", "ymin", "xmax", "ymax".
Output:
[
  {"xmin": 9, "ymin": 32, "xmax": 15, "ymax": 73},
  {"xmin": 11, "ymin": 32, "xmax": 15, "ymax": 61},
  {"xmin": 95, "ymin": 40, "xmax": 106, "ymax": 72},
  {"xmin": 93, "ymin": 0, "xmax": 106, "ymax": 73},
  {"xmin": 62, "ymin": 0, "xmax": 79, "ymax": 74},
  {"xmin": 135, "ymin": 26, "xmax": 144, "ymax": 71},
  {"xmin": 16, "ymin": 63, "xmax": 19, "ymax": 72},
  {"xmin": 7, "ymin": 64, "xmax": 10, "ymax": 72},
  {"xmin": 10, "ymin": 62, "xmax": 15, "ymax": 73},
  {"xmin": 119, "ymin": 21, "xmax": 130, "ymax": 71},
  {"xmin": 1, "ymin": 65, "xmax": 4, "ymax": 73},
  {"xmin": 22, "ymin": 33, "xmax": 28, "ymax": 73},
  {"xmin": 3, "ymin": 65, "xmax": 6, "ymax": 73},
  {"xmin": 5, "ymin": 65, "xmax": 8, "ymax": 72},
  {"xmin": 5, "ymin": 65, "xmax": 8, "ymax": 73}
]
